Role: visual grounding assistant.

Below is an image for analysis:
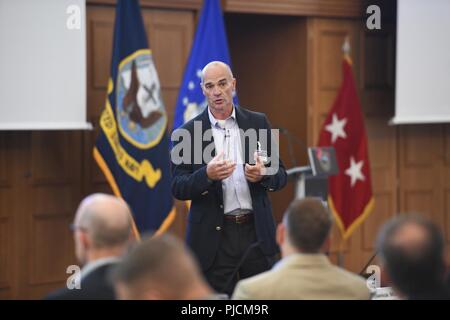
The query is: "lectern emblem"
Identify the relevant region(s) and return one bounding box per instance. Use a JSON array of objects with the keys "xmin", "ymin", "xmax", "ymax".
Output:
[{"xmin": 315, "ymin": 148, "xmax": 332, "ymax": 172}]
